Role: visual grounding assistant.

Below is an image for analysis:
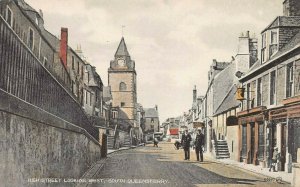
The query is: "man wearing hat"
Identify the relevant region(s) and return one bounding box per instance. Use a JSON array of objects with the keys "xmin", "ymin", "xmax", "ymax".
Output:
[
  {"xmin": 195, "ymin": 129, "xmax": 205, "ymax": 162},
  {"xmin": 269, "ymin": 147, "xmax": 280, "ymax": 172},
  {"xmin": 181, "ymin": 130, "xmax": 192, "ymax": 160}
]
